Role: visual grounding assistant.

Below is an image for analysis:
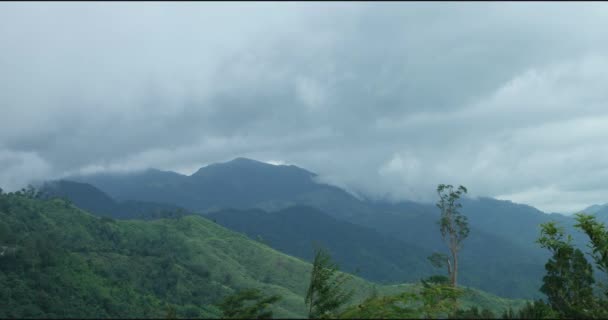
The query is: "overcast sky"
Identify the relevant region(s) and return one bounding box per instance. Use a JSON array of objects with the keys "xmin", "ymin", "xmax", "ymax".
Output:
[{"xmin": 2, "ymin": 2, "xmax": 608, "ymax": 213}]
